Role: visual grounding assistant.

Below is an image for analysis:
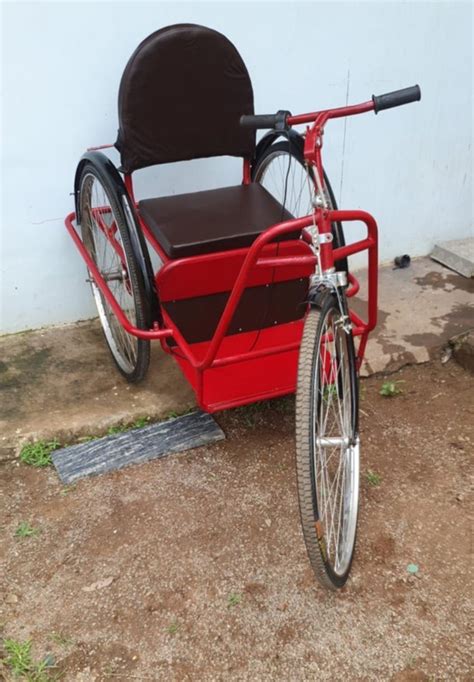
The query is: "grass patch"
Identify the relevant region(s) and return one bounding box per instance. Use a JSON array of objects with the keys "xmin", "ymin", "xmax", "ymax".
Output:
[
  {"xmin": 366, "ymin": 469, "xmax": 381, "ymax": 487},
  {"xmin": 107, "ymin": 416, "xmax": 151, "ymax": 436},
  {"xmin": 227, "ymin": 593, "xmax": 242, "ymax": 608},
  {"xmin": 19, "ymin": 440, "xmax": 60, "ymax": 468},
  {"xmin": 2, "ymin": 638, "xmax": 55, "ymax": 681},
  {"xmin": 380, "ymin": 380, "xmax": 404, "ymax": 397},
  {"xmin": 107, "ymin": 425, "xmax": 127, "ymax": 435},
  {"xmin": 14, "ymin": 522, "xmax": 39, "ymax": 538}
]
